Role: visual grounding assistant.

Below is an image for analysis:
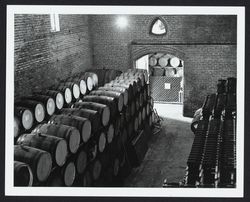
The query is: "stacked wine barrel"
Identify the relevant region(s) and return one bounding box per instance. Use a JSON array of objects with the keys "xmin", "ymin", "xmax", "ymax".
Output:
[
  {"xmin": 149, "ymin": 53, "xmax": 183, "ymax": 77},
  {"xmin": 14, "ymin": 71, "xmax": 100, "ymax": 186},
  {"xmin": 14, "ymin": 68, "xmax": 154, "ymax": 187},
  {"xmin": 184, "ymin": 77, "xmax": 236, "ymax": 188},
  {"xmin": 85, "ymin": 68, "xmax": 123, "ymax": 87},
  {"xmin": 14, "ymin": 71, "xmax": 99, "ymax": 141}
]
